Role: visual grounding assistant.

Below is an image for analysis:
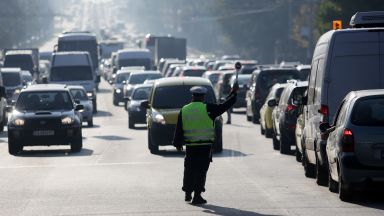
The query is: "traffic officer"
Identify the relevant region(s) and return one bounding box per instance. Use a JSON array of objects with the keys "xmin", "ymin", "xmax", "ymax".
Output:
[{"xmin": 172, "ymin": 84, "xmax": 238, "ymax": 204}]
